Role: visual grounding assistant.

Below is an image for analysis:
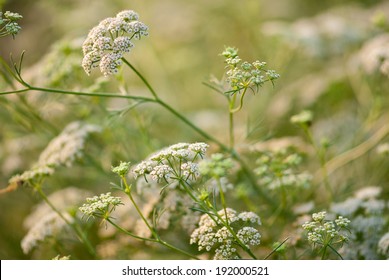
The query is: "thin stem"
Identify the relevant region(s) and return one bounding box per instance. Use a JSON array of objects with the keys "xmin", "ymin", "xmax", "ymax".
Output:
[
  {"xmin": 0, "ymin": 88, "xmax": 29, "ymax": 96},
  {"xmin": 180, "ymin": 179, "xmax": 257, "ymax": 259},
  {"xmin": 317, "ymin": 122, "xmax": 389, "ymax": 180},
  {"xmin": 217, "ymin": 178, "xmax": 229, "ymax": 227},
  {"xmin": 230, "ymin": 88, "xmax": 248, "ymax": 113},
  {"xmin": 327, "ymin": 243, "xmax": 344, "ymax": 260},
  {"xmin": 303, "ymin": 126, "xmax": 333, "ymax": 198},
  {"xmin": 36, "ymin": 186, "xmax": 96, "ymax": 257},
  {"xmin": 264, "ymin": 237, "xmax": 289, "ymax": 260},
  {"xmin": 106, "ymin": 218, "xmax": 198, "ymax": 259},
  {"xmin": 121, "ymin": 58, "xmax": 158, "ymax": 99},
  {"xmin": 120, "ymin": 177, "xmax": 198, "ymax": 259},
  {"xmin": 228, "ymin": 93, "xmax": 237, "ymax": 149},
  {"xmin": 121, "ymin": 176, "xmax": 156, "ymax": 237},
  {"xmin": 155, "ymin": 98, "xmax": 228, "ymax": 149},
  {"xmin": 159, "ymin": 240, "xmax": 199, "ymax": 260},
  {"xmin": 229, "ymin": 110, "xmax": 234, "ymax": 149},
  {"xmin": 106, "ymin": 218, "xmax": 154, "ymax": 242},
  {"xmin": 3, "ymin": 62, "xmax": 277, "ymax": 208}
]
